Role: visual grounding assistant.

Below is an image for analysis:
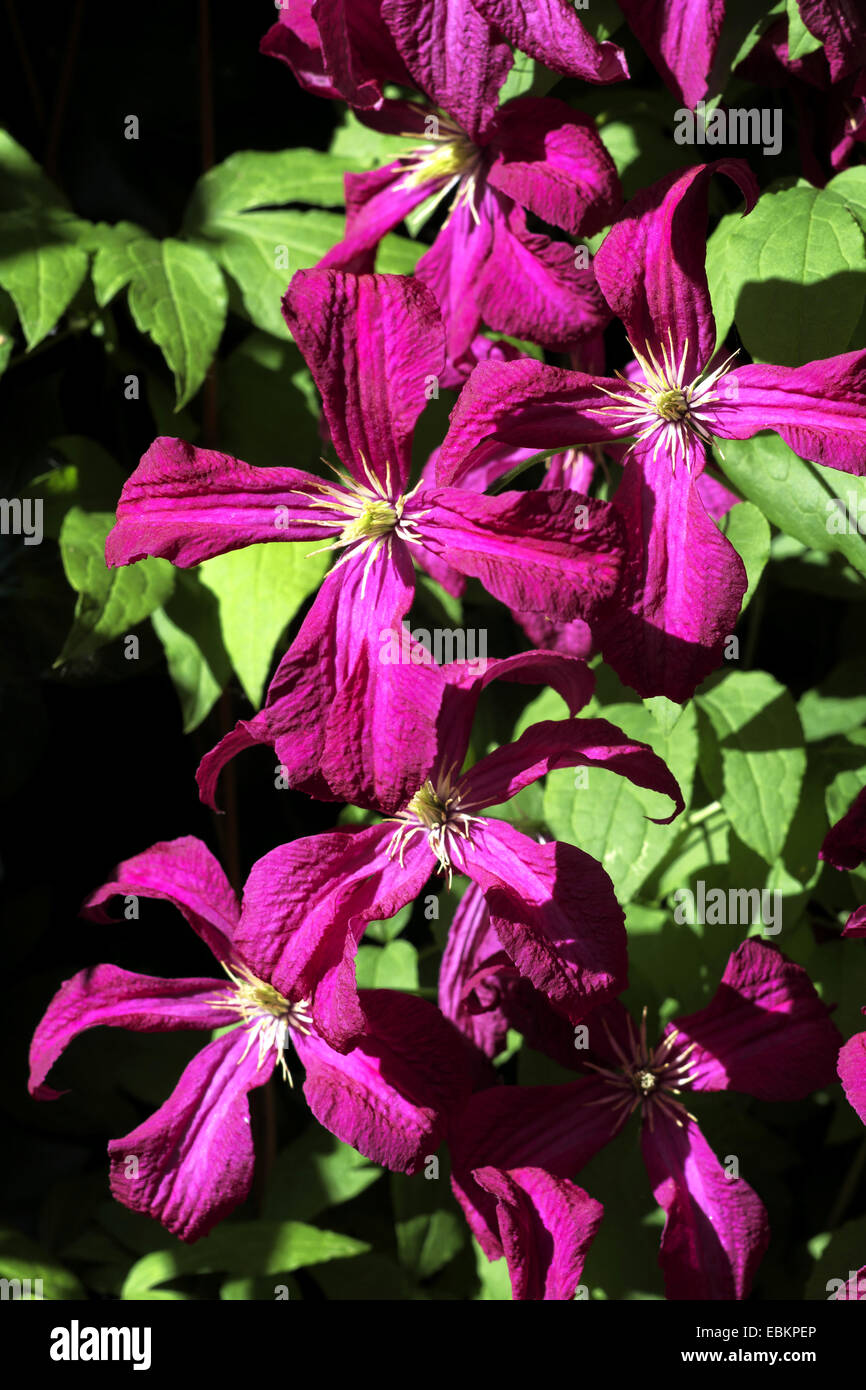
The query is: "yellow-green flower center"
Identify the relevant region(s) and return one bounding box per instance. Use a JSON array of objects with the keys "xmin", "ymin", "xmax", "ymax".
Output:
[
  {"xmin": 338, "ymin": 497, "xmax": 399, "ymax": 546},
  {"xmin": 653, "ymin": 387, "xmax": 689, "ymax": 422},
  {"xmin": 403, "ymin": 135, "xmax": 476, "ymax": 189},
  {"xmin": 215, "ymin": 963, "xmax": 312, "ymax": 1083}
]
